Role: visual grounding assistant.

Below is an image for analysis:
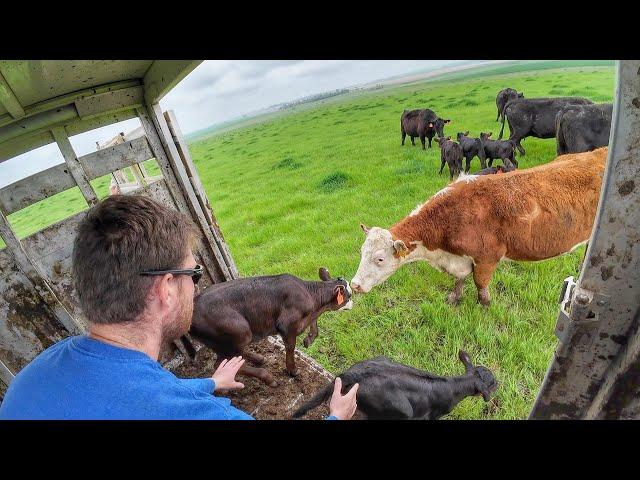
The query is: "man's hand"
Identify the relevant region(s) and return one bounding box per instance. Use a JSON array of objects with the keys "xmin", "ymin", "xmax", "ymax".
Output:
[
  {"xmin": 212, "ymin": 356, "xmax": 245, "ymax": 391},
  {"xmin": 329, "ymin": 377, "xmax": 359, "ymax": 420}
]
